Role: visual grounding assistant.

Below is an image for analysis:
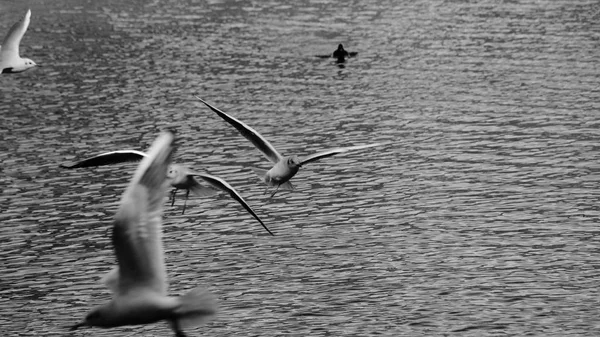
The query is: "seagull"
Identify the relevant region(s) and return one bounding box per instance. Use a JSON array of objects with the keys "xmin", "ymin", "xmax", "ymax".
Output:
[
  {"xmin": 60, "ymin": 149, "xmax": 274, "ymax": 236},
  {"xmin": 196, "ymin": 96, "xmax": 381, "ymax": 198},
  {"xmin": 60, "ymin": 150, "xmax": 217, "ymax": 214},
  {"xmin": 0, "ymin": 9, "xmax": 37, "ymax": 74},
  {"xmin": 70, "ymin": 131, "xmax": 216, "ymax": 336}
]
